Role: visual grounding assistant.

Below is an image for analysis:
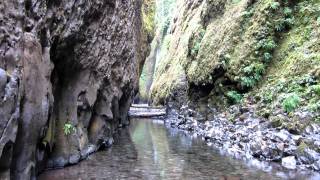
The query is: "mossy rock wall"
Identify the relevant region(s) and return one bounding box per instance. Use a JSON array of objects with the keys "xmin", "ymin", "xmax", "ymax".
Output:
[{"xmin": 150, "ymin": 0, "xmax": 320, "ymax": 109}]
